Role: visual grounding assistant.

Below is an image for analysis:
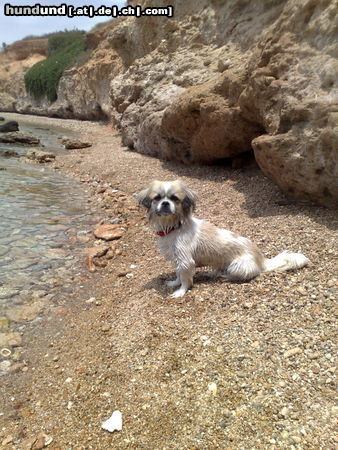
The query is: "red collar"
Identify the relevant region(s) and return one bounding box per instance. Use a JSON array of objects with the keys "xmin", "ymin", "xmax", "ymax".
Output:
[{"xmin": 156, "ymin": 223, "xmax": 181, "ymax": 237}]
